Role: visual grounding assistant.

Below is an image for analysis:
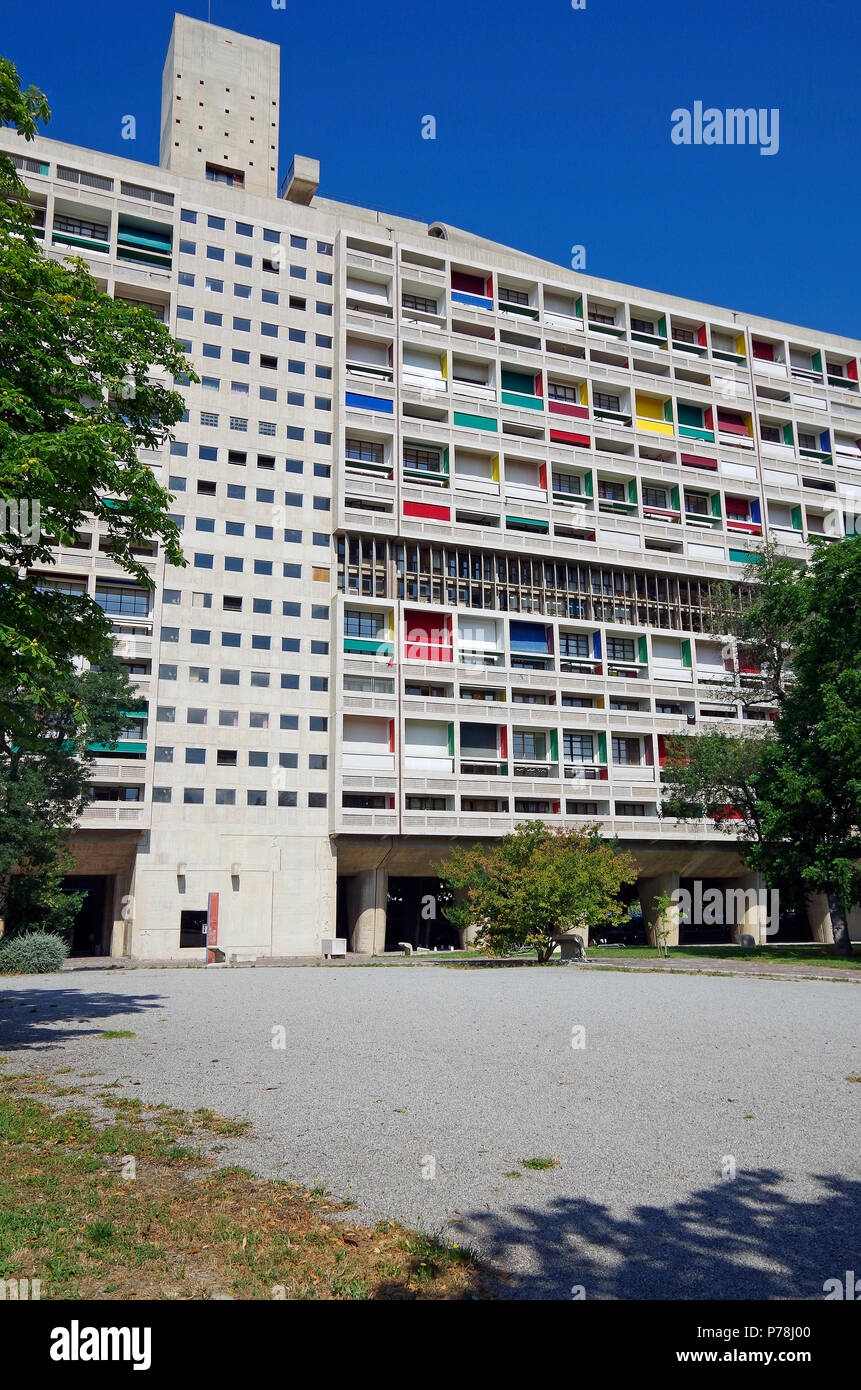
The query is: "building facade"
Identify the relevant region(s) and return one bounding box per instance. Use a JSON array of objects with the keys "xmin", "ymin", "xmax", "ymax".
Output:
[{"xmin": 5, "ymin": 15, "xmax": 860, "ymax": 958}]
